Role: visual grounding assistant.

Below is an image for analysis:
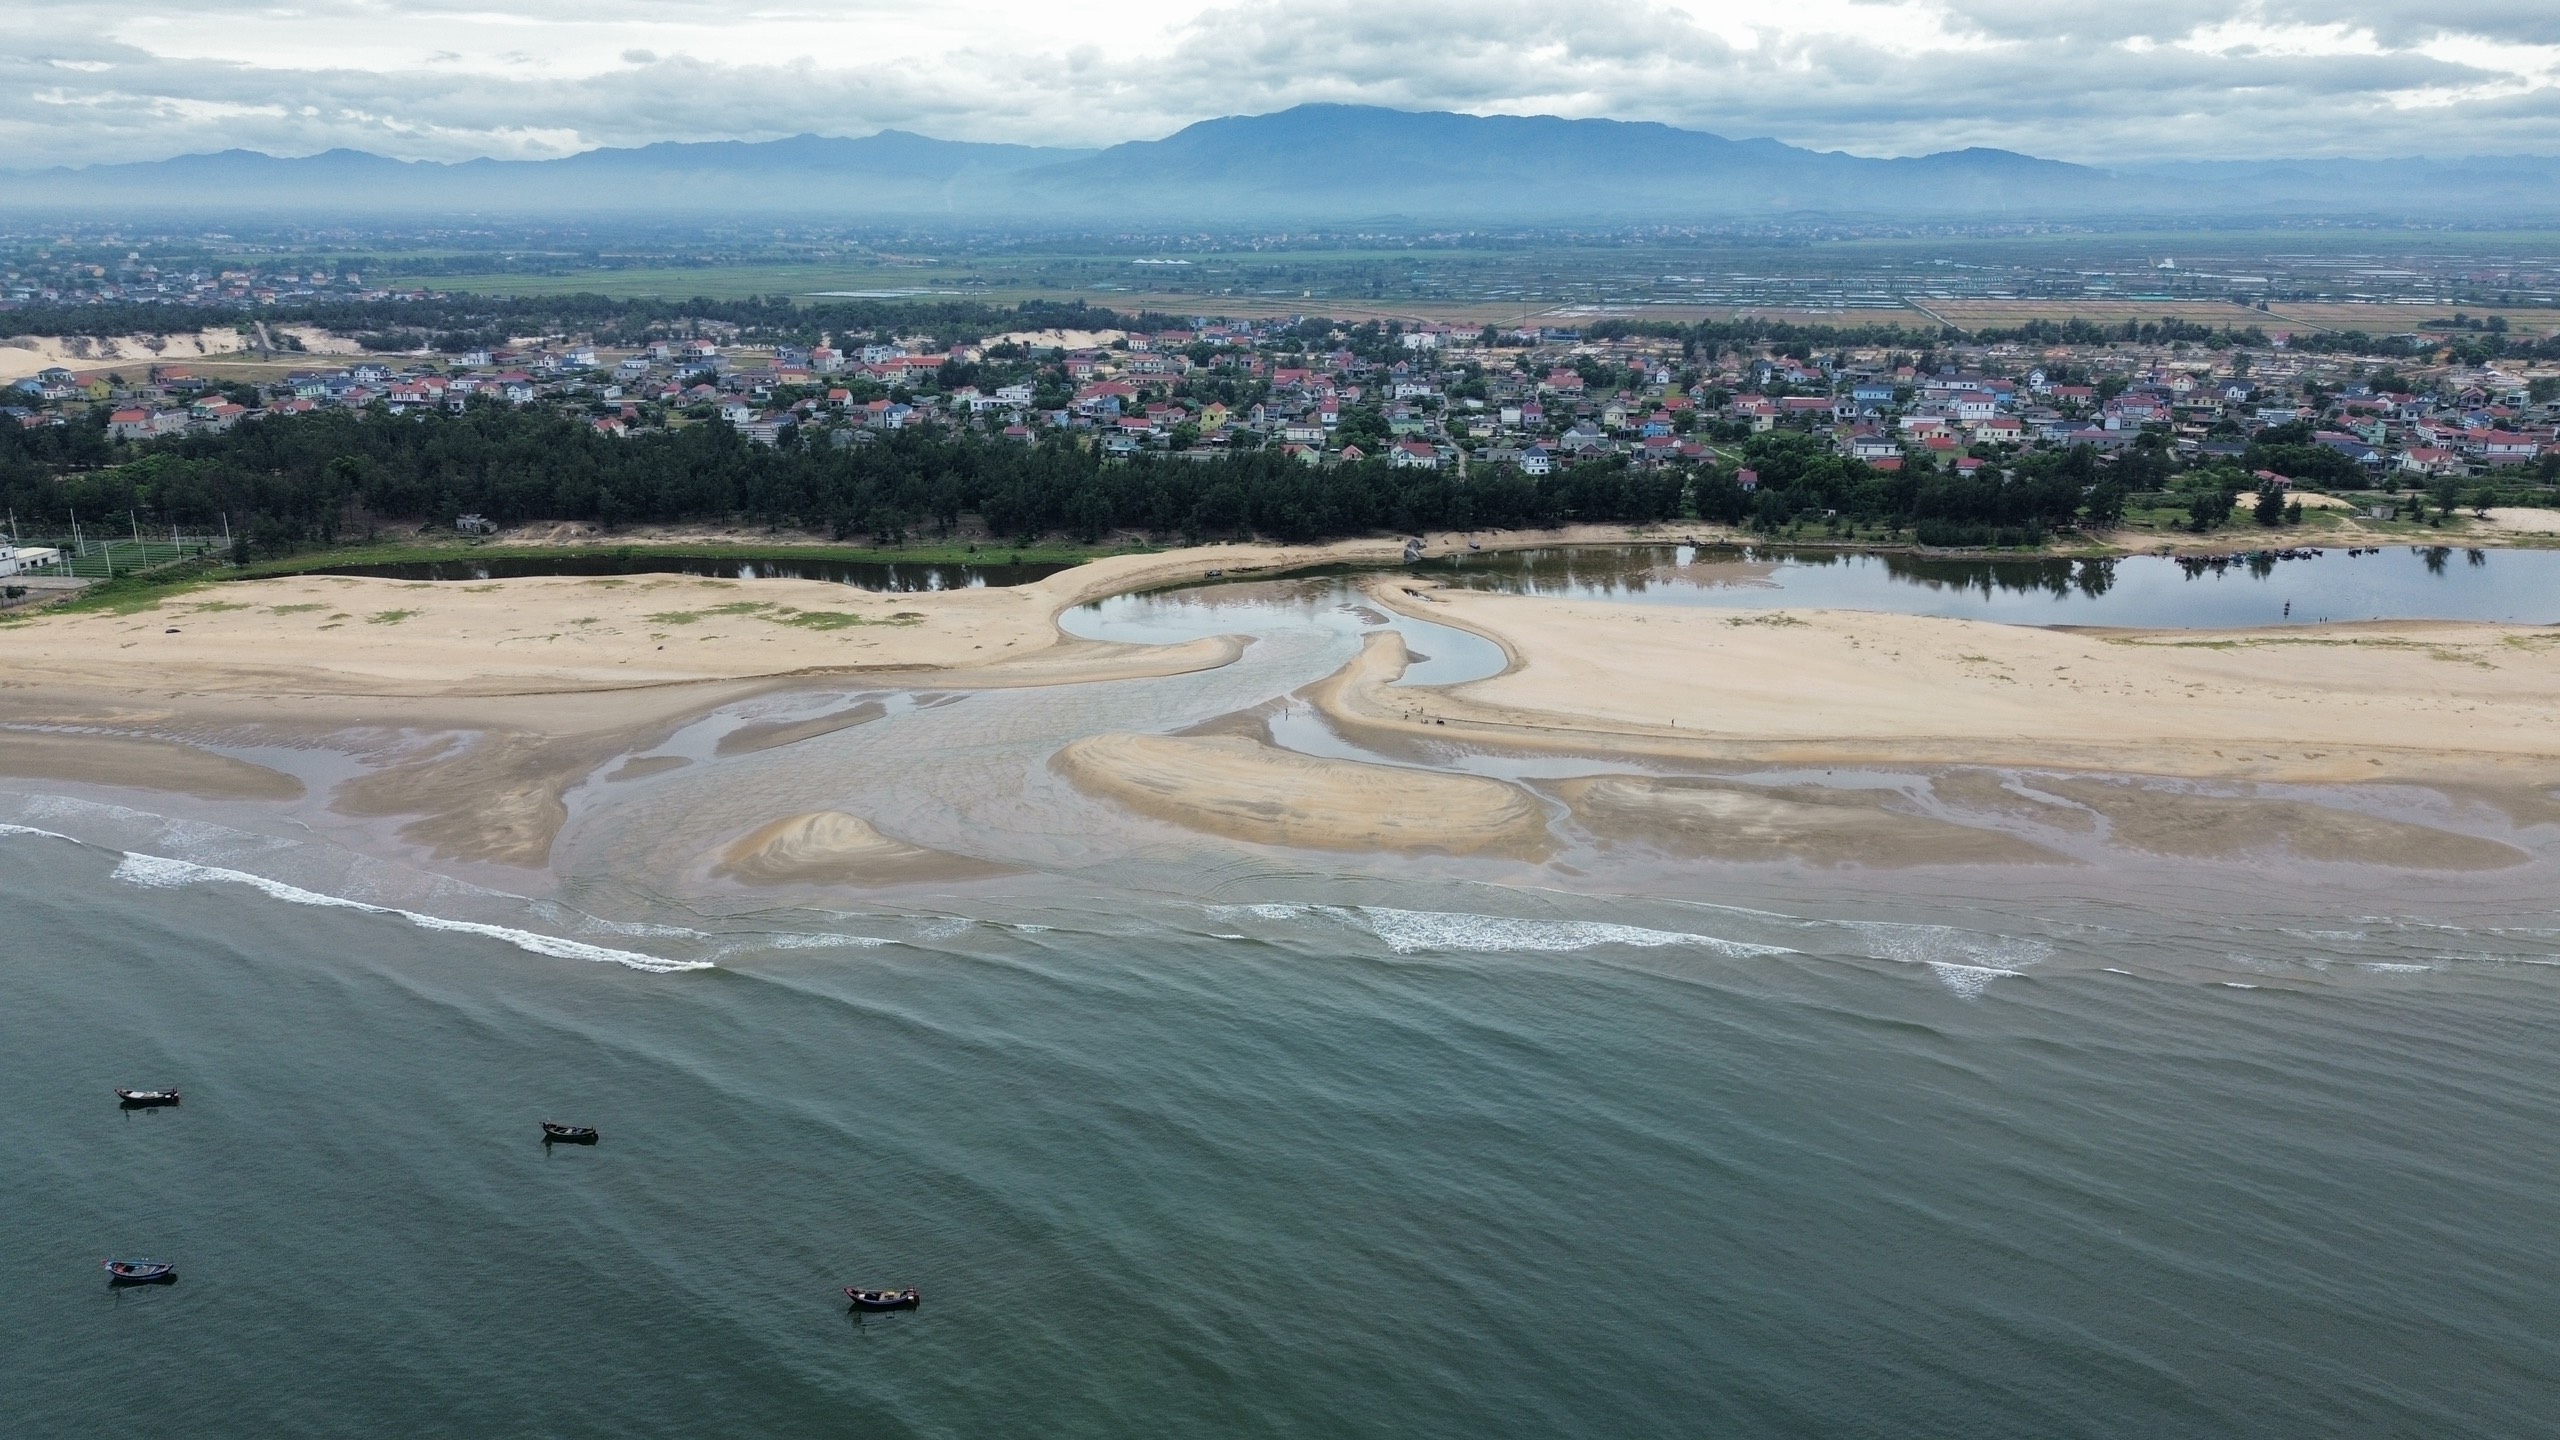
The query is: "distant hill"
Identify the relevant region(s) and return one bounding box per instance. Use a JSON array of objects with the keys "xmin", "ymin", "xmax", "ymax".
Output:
[
  {"xmin": 1028, "ymin": 106, "xmax": 2120, "ymax": 220},
  {"xmin": 5, "ymin": 131, "xmax": 1096, "ymax": 216},
  {"xmin": 9, "ymin": 105, "xmax": 2558, "ymax": 224}
]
